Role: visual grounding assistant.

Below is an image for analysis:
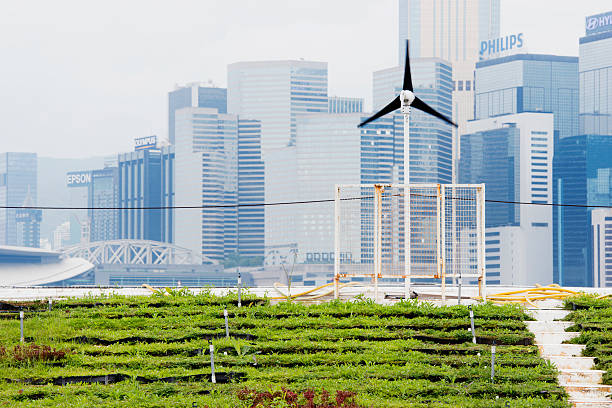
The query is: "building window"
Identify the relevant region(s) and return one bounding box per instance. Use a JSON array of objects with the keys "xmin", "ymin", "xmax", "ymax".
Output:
[
  {"xmin": 458, "ymin": 81, "xmax": 464, "ymax": 91},
  {"xmin": 532, "ymin": 222, "xmax": 549, "ymax": 227}
]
